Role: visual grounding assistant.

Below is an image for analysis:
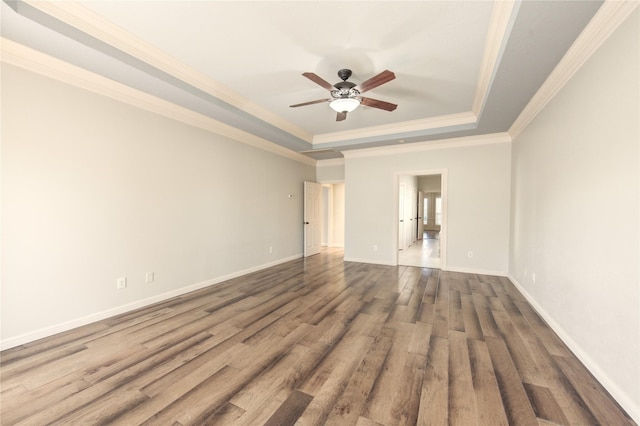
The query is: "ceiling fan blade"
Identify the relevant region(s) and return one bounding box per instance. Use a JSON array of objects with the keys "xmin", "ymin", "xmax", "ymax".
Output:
[
  {"xmin": 360, "ymin": 97, "xmax": 398, "ymax": 111},
  {"xmin": 358, "ymin": 70, "xmax": 396, "ymax": 93},
  {"xmin": 336, "ymin": 111, "xmax": 347, "ymax": 122},
  {"xmin": 302, "ymin": 72, "xmax": 335, "ymax": 91},
  {"xmin": 290, "ymin": 98, "xmax": 330, "ymax": 108}
]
